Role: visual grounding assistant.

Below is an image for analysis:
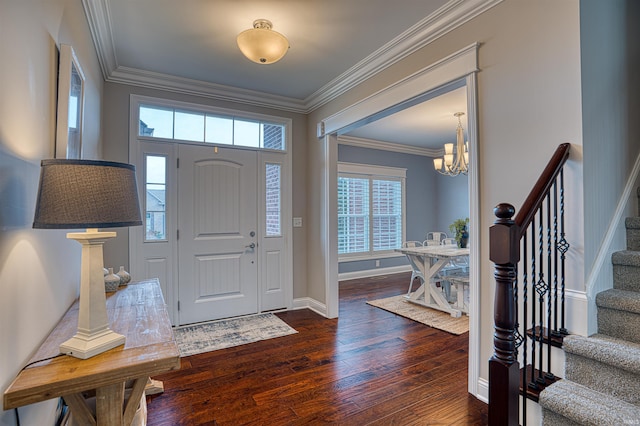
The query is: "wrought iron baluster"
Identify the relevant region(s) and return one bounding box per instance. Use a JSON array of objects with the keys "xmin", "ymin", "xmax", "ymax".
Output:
[
  {"xmin": 521, "ymin": 233, "xmax": 528, "ymax": 424},
  {"xmin": 529, "ymin": 219, "xmax": 538, "ymax": 390},
  {"xmin": 535, "ymin": 207, "xmax": 546, "ymax": 385},
  {"xmin": 557, "ymin": 169, "xmax": 569, "ymax": 335},
  {"xmin": 545, "ymin": 195, "xmax": 555, "ymax": 381}
]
